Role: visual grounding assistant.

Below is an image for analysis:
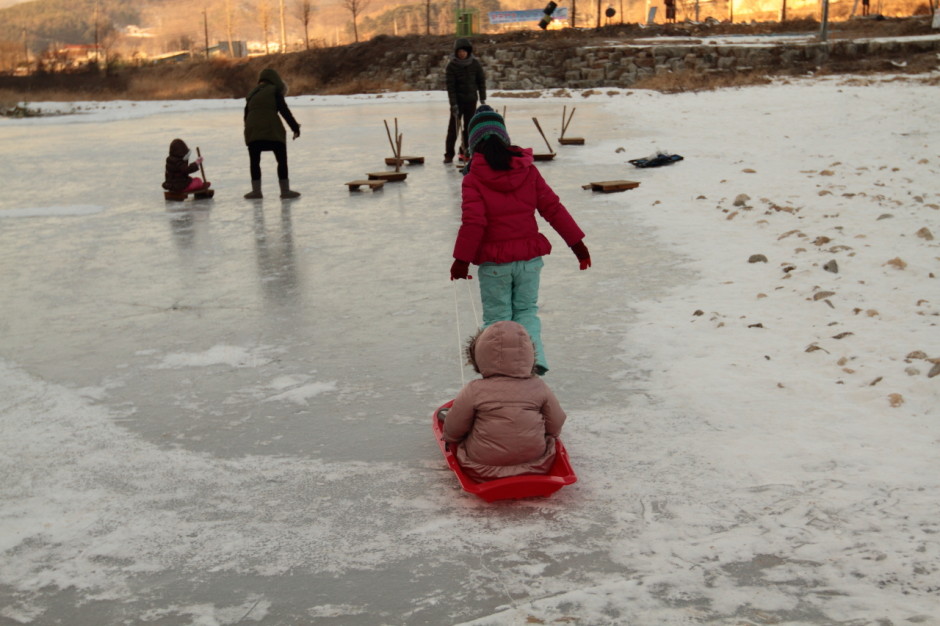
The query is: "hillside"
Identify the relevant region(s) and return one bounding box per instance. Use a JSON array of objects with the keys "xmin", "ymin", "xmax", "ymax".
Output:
[
  {"xmin": 1, "ymin": 0, "xmax": 934, "ymax": 62},
  {"xmin": 2, "ymin": 0, "xmax": 483, "ymax": 55},
  {"xmin": 1, "ymin": 15, "xmax": 938, "ymax": 104}
]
